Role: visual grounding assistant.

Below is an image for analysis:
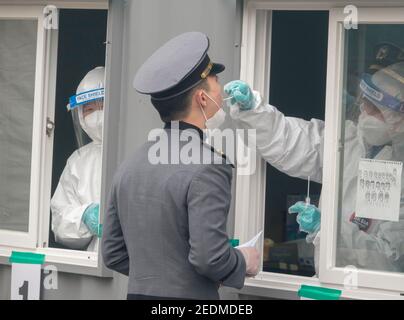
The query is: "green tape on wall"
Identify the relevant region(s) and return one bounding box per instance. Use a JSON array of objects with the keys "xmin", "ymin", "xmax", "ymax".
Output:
[
  {"xmin": 9, "ymin": 251, "xmax": 45, "ymax": 265},
  {"xmin": 298, "ymin": 285, "xmax": 341, "ymax": 300}
]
